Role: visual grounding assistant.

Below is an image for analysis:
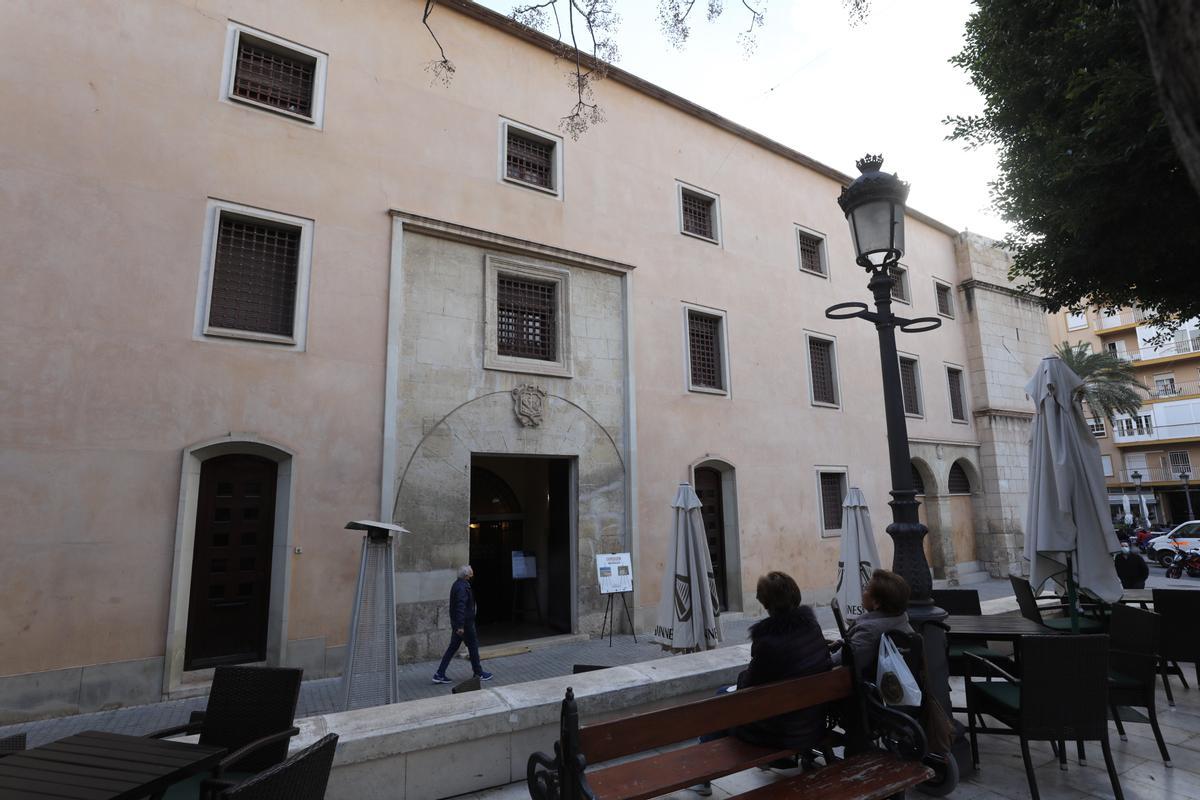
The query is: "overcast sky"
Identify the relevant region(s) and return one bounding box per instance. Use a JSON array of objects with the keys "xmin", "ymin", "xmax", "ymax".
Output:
[{"xmin": 473, "ymin": 0, "xmax": 1006, "ymax": 239}]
